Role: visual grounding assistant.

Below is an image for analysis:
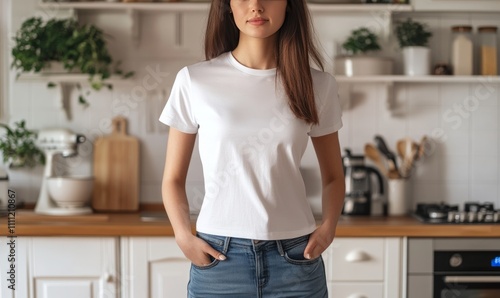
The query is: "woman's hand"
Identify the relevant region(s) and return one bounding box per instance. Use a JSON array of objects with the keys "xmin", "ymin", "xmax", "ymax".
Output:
[
  {"xmin": 176, "ymin": 234, "xmax": 227, "ymax": 267},
  {"xmin": 303, "ymin": 223, "xmax": 336, "ymax": 260}
]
